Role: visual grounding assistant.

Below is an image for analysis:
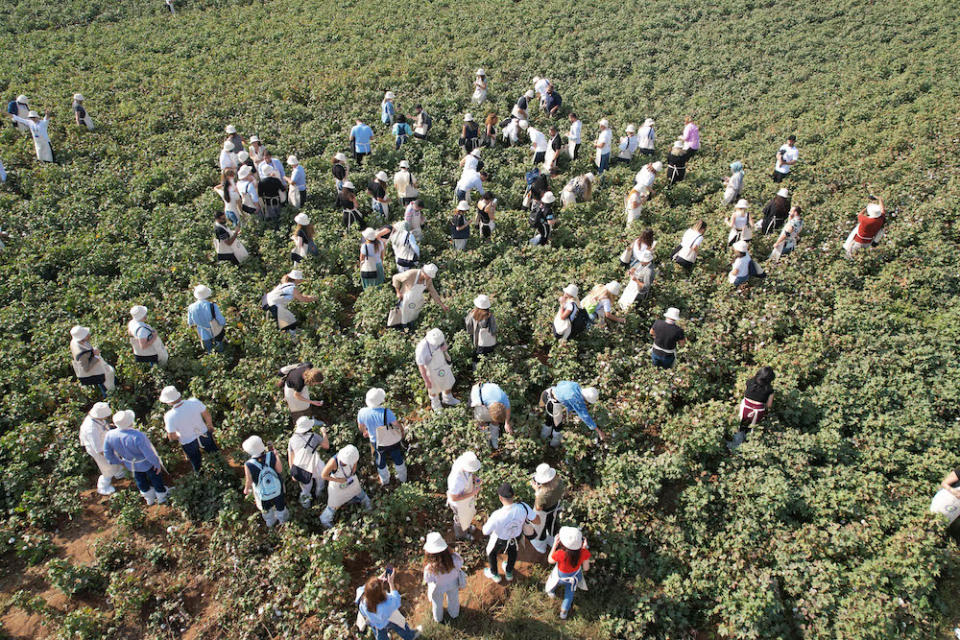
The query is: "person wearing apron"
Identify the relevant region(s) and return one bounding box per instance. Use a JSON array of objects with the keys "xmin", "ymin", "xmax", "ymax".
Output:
[
  {"xmin": 553, "ymin": 284, "xmax": 585, "ymax": 340},
  {"xmin": 357, "ymin": 387, "xmax": 407, "ymax": 486},
  {"xmin": 529, "ymin": 463, "xmax": 565, "ymax": 553},
  {"xmin": 359, "ymin": 227, "xmax": 388, "ymax": 289},
  {"xmin": 539, "ymin": 381, "xmax": 604, "ymax": 446},
  {"xmin": 213, "ymin": 211, "xmax": 247, "ymax": 265},
  {"xmin": 219, "ymin": 141, "xmax": 237, "ymax": 172},
  {"xmin": 472, "ymin": 69, "xmax": 488, "ymax": 104},
  {"xmin": 332, "ymin": 153, "xmax": 349, "ymax": 205},
  {"xmin": 287, "ymin": 417, "xmax": 329, "ymax": 508},
  {"xmin": 103, "ymin": 410, "xmax": 168, "ymax": 505},
  {"xmin": 422, "ymin": 532, "xmax": 465, "ymax": 623},
  {"xmin": 280, "ymin": 362, "xmax": 324, "ymax": 422},
  {"xmin": 761, "ymin": 188, "xmax": 791, "ymax": 235},
  {"xmin": 265, "ymin": 270, "xmax": 316, "ymax": 334},
  {"xmin": 593, "ymin": 119, "xmax": 612, "ymax": 176},
  {"xmin": 450, "ymin": 201, "xmax": 470, "ymax": 251},
  {"xmin": 285, "ymin": 155, "xmax": 306, "ymax": 207},
  {"xmin": 368, "ymin": 172, "xmax": 391, "ymax": 221},
  {"xmin": 615, "ymin": 124, "xmax": 638, "ymax": 164},
  {"xmin": 390, "ymin": 221, "xmax": 420, "ymax": 273},
  {"xmin": 8, "ymin": 95, "xmax": 29, "ymax": 132},
  {"xmin": 393, "ymin": 161, "xmax": 419, "ymax": 206},
  {"xmin": 339, "ymin": 181, "xmax": 365, "ymax": 230},
  {"xmin": 79, "ymin": 402, "xmax": 126, "ymax": 495},
  {"xmin": 624, "ymin": 185, "xmax": 644, "ymax": 228},
  {"xmin": 545, "ymin": 526, "xmax": 592, "ymax": 619},
  {"xmin": 127, "ymin": 305, "xmax": 169, "ymax": 366},
  {"xmin": 464, "ymin": 295, "xmax": 497, "ymax": 367},
  {"xmin": 722, "ymin": 161, "xmax": 744, "ymax": 205},
  {"xmin": 566, "ymin": 113, "xmax": 582, "ymax": 159},
  {"xmin": 381, "ymin": 91, "xmax": 396, "ymax": 126},
  {"xmin": 237, "ymin": 165, "xmax": 261, "ymax": 217},
  {"xmin": 242, "ymin": 436, "xmax": 289, "ymax": 527},
  {"xmin": 932, "ymin": 469, "xmax": 960, "ymax": 541},
  {"xmin": 482, "ymin": 483, "xmax": 539, "ymax": 583},
  {"xmin": 769, "ymin": 207, "xmax": 803, "ymax": 262},
  {"xmin": 224, "ymin": 125, "xmax": 244, "ymax": 154},
  {"xmin": 69, "ymin": 326, "xmax": 116, "ymax": 397},
  {"xmin": 650, "ymin": 307, "xmax": 686, "ymax": 368},
  {"xmin": 727, "ymin": 199, "xmax": 754, "ymax": 246},
  {"xmin": 476, "ymin": 195, "xmax": 497, "ymax": 240},
  {"xmin": 729, "ymin": 367, "xmax": 776, "ymax": 449},
  {"xmin": 390, "ymin": 264, "xmax": 447, "ymax": 330},
  {"xmin": 215, "ymin": 168, "xmax": 242, "ymax": 226},
  {"xmin": 470, "ymin": 382, "xmax": 512, "ymax": 450},
  {"xmin": 634, "ymin": 162, "xmax": 661, "ymax": 206},
  {"xmin": 416, "ymin": 328, "xmax": 460, "ymax": 412},
  {"xmin": 320, "ymin": 445, "xmax": 371, "ymax": 528},
  {"xmin": 187, "ymin": 285, "xmax": 226, "ymax": 353},
  {"xmin": 447, "ymin": 452, "xmax": 481, "ymax": 541},
  {"xmin": 619, "ymin": 250, "xmax": 656, "ymax": 311},
  {"xmin": 72, "ymin": 94, "xmax": 94, "ymax": 130},
  {"xmin": 247, "ymin": 136, "xmax": 264, "ymax": 164},
  {"xmin": 403, "ymin": 200, "xmax": 425, "ymax": 242},
  {"xmin": 636, "ymin": 118, "xmax": 656, "ymax": 156},
  {"xmin": 10, "ymin": 110, "xmax": 55, "ymax": 163},
  {"xmin": 666, "ymin": 140, "xmax": 690, "ymax": 186}
]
